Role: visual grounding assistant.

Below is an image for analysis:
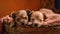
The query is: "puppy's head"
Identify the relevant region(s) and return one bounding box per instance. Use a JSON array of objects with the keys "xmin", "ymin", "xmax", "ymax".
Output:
[
  {"xmin": 15, "ymin": 10, "xmax": 28, "ymax": 26},
  {"xmin": 30, "ymin": 11, "xmax": 44, "ymax": 27},
  {"xmin": 3, "ymin": 15, "xmax": 14, "ymax": 27}
]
